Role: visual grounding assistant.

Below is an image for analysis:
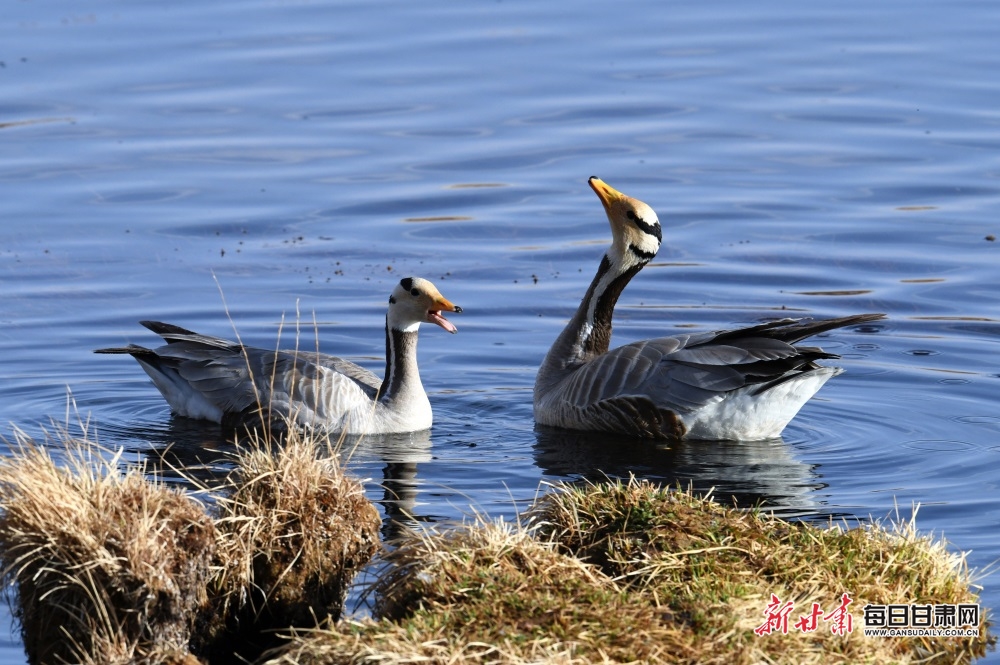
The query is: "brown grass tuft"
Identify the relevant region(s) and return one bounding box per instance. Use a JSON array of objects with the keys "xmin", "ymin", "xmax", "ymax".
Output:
[
  {"xmin": 0, "ymin": 433, "xmax": 216, "ymax": 665},
  {"xmin": 270, "ymin": 519, "xmax": 685, "ymax": 665},
  {"xmin": 0, "ymin": 421, "xmax": 382, "ymax": 664},
  {"xmin": 194, "ymin": 426, "xmax": 381, "ymax": 662},
  {"xmin": 527, "ymin": 478, "xmax": 993, "ymax": 664},
  {"xmin": 266, "ymin": 478, "xmax": 994, "ymax": 665}
]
